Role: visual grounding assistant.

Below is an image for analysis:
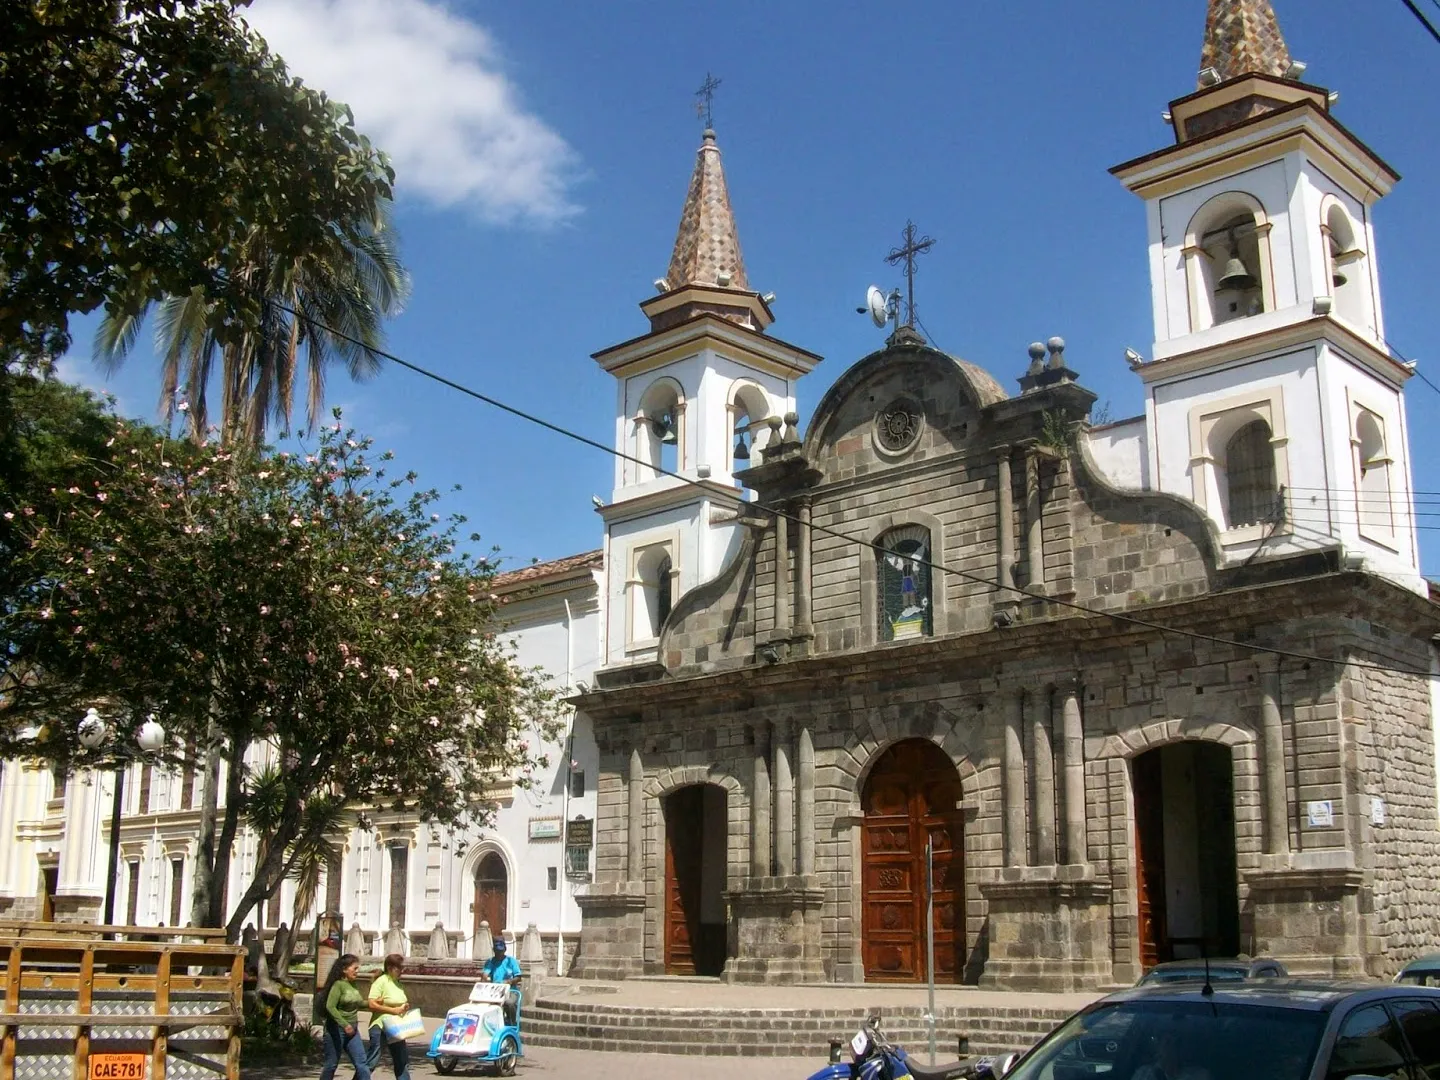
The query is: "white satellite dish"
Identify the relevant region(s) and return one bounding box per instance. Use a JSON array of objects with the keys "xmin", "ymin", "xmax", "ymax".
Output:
[{"xmin": 865, "ymin": 285, "xmax": 889, "ymax": 329}]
